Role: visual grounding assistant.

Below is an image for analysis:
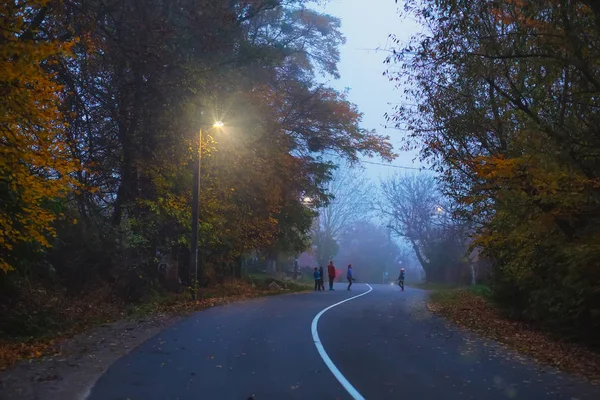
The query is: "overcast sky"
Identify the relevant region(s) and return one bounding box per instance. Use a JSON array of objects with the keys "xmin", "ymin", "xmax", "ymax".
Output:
[{"xmin": 316, "ymin": 0, "xmax": 424, "ymax": 181}]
